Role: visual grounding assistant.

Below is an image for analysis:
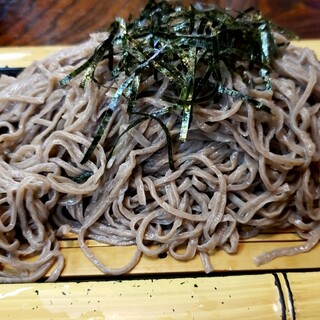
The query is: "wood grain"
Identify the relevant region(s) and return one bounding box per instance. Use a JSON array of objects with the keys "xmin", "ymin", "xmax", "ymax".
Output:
[
  {"xmin": 259, "ymin": 0, "xmax": 320, "ymax": 38},
  {"xmin": 0, "ymin": 0, "xmax": 319, "ymax": 46},
  {"xmin": 0, "ymin": 25, "xmax": 319, "ymax": 320}
]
